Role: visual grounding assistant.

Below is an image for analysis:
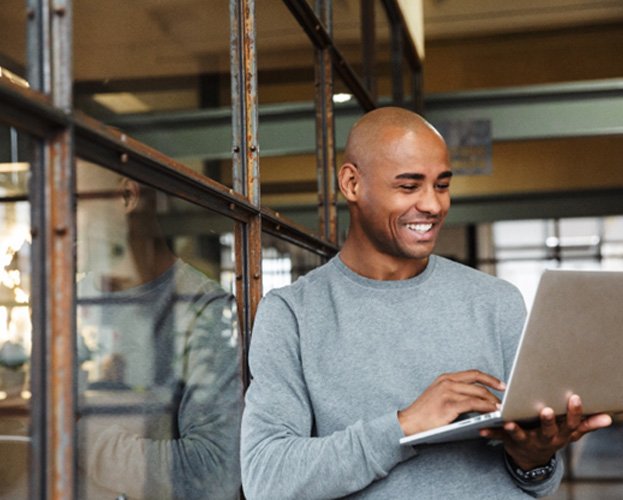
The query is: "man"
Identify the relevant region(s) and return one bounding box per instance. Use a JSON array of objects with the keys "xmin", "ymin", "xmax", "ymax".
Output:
[
  {"xmin": 240, "ymin": 107, "xmax": 612, "ymax": 499},
  {"xmin": 76, "ymin": 163, "xmax": 242, "ymax": 499}
]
